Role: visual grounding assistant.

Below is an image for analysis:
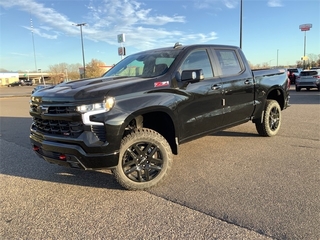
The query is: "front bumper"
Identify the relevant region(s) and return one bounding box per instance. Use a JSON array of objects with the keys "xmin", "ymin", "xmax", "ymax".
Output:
[{"xmin": 30, "ymin": 130, "xmax": 119, "ymax": 170}]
